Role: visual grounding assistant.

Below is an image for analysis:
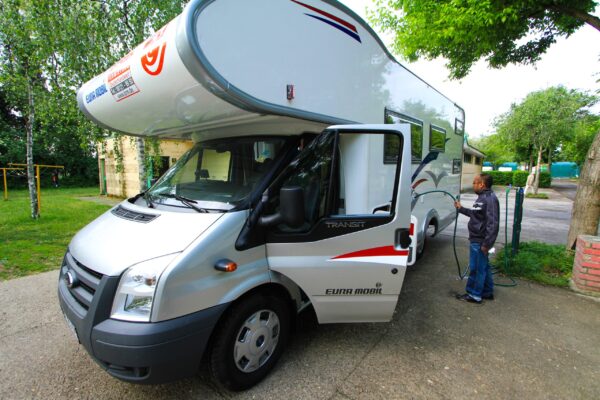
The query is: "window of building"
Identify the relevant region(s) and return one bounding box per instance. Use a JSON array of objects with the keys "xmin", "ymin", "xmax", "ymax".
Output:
[
  {"xmin": 384, "ymin": 109, "xmax": 423, "ymax": 164},
  {"xmin": 463, "ymin": 153, "xmax": 473, "ymax": 164}
]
